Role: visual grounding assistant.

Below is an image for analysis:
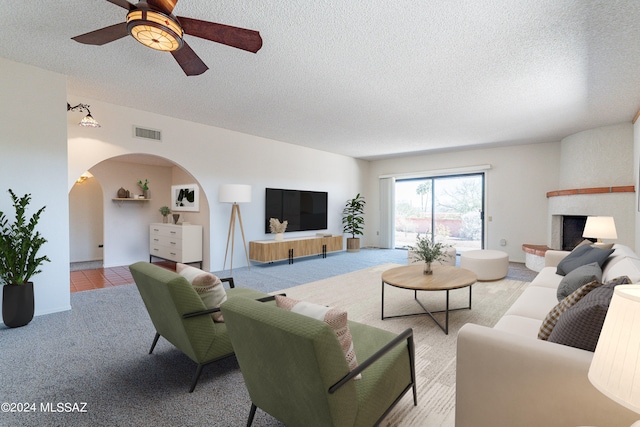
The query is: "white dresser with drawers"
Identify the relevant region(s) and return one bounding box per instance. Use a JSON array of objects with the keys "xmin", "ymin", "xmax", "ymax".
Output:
[{"xmin": 149, "ymin": 223, "xmax": 202, "ymax": 266}]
